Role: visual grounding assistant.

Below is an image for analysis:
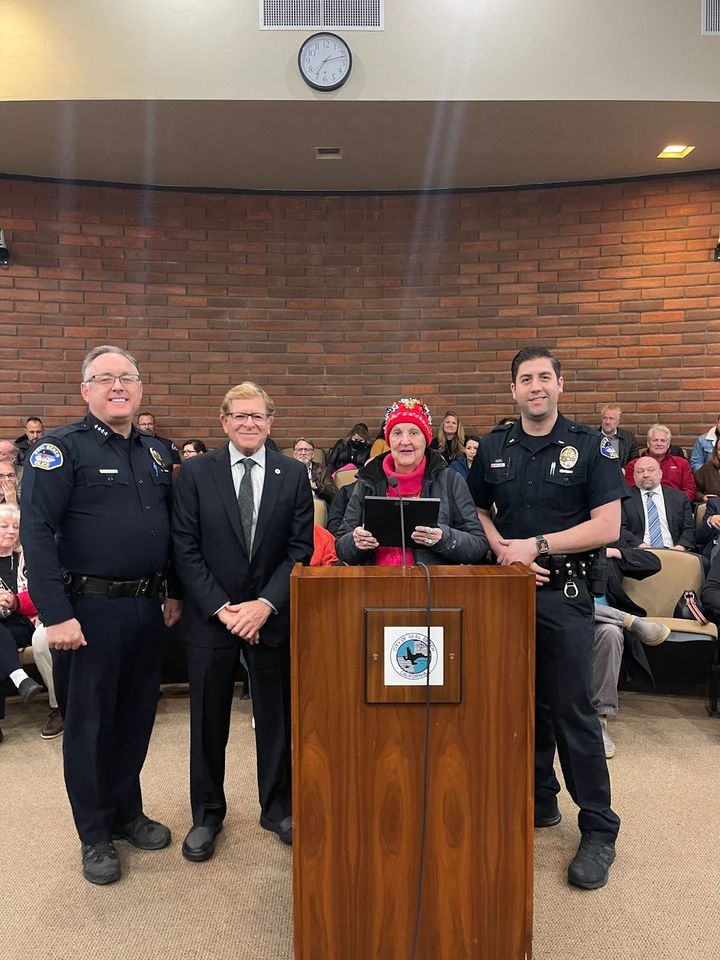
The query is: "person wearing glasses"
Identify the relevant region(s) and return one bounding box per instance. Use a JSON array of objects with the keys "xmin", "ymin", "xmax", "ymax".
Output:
[
  {"xmin": 181, "ymin": 439, "xmax": 208, "ymax": 459},
  {"xmin": 20, "ymin": 345, "xmax": 182, "ymax": 886},
  {"xmin": 292, "ymin": 438, "xmax": 338, "ymax": 505},
  {"xmin": 172, "ymin": 382, "xmax": 313, "ymax": 860}
]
